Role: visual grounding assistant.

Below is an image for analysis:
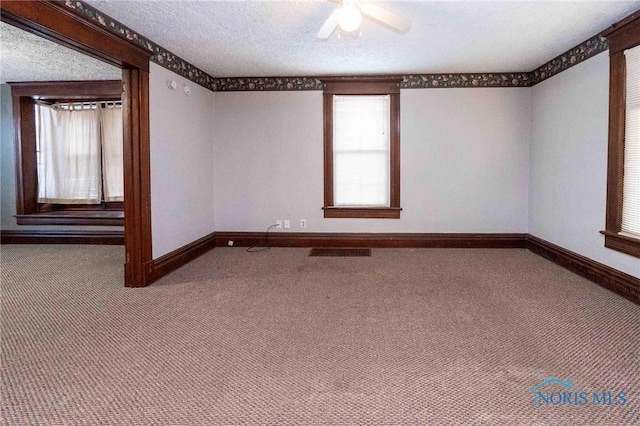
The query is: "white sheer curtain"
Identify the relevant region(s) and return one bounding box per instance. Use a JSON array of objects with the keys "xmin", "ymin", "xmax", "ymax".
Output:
[
  {"xmin": 100, "ymin": 105, "xmax": 124, "ymax": 202},
  {"xmin": 37, "ymin": 104, "xmax": 102, "ymax": 204}
]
